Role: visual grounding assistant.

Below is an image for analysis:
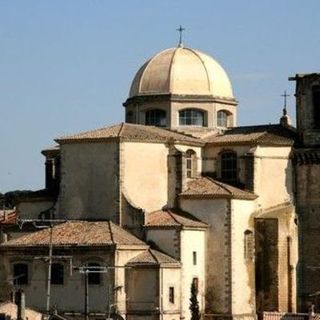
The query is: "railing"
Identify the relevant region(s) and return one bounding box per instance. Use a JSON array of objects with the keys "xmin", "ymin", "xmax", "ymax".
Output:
[{"xmin": 262, "ymin": 312, "xmax": 309, "ymax": 320}]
